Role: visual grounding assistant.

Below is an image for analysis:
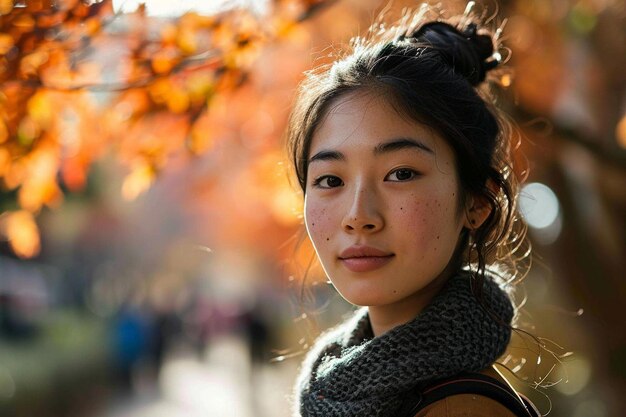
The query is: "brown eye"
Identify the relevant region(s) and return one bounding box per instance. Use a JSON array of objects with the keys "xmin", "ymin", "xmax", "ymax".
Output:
[
  {"xmin": 313, "ymin": 175, "xmax": 344, "ymax": 188},
  {"xmin": 386, "ymin": 168, "xmax": 418, "ymax": 182}
]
